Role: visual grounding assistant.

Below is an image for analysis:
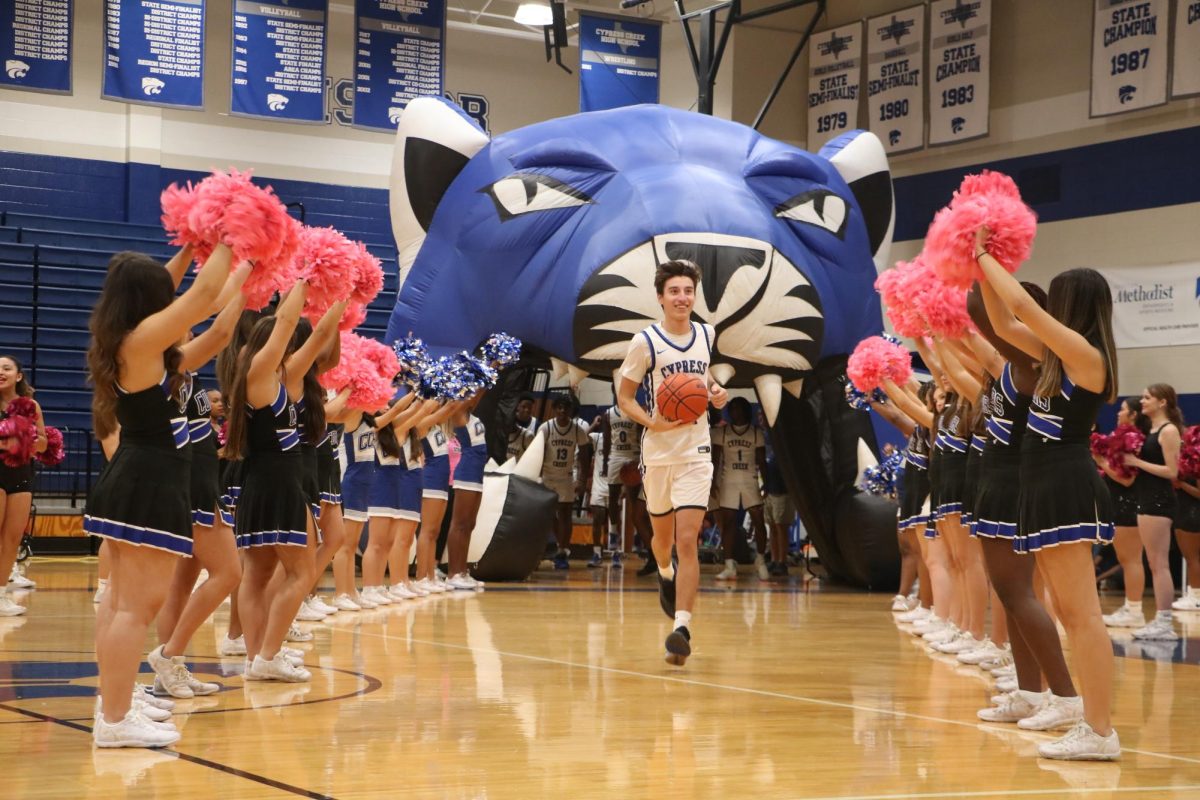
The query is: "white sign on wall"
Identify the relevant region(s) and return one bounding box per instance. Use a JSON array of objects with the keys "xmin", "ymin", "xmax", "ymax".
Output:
[
  {"xmin": 928, "ymin": 0, "xmax": 990, "ymax": 145},
  {"xmin": 807, "ymin": 21, "xmax": 862, "ymax": 150},
  {"xmin": 1091, "ymin": 0, "xmax": 1168, "ymax": 116},
  {"xmin": 866, "ymin": 5, "xmax": 925, "ymax": 154},
  {"xmin": 1171, "ymin": 0, "xmax": 1200, "ymax": 98},
  {"xmin": 1099, "ymin": 262, "xmax": 1200, "ymax": 348}
]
